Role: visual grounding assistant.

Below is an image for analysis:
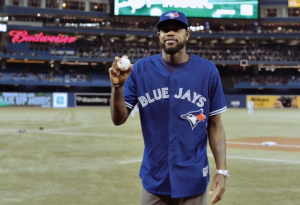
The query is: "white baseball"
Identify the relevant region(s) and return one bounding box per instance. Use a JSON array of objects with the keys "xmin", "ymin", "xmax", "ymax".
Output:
[{"xmin": 117, "ymin": 58, "xmax": 131, "ymax": 71}]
